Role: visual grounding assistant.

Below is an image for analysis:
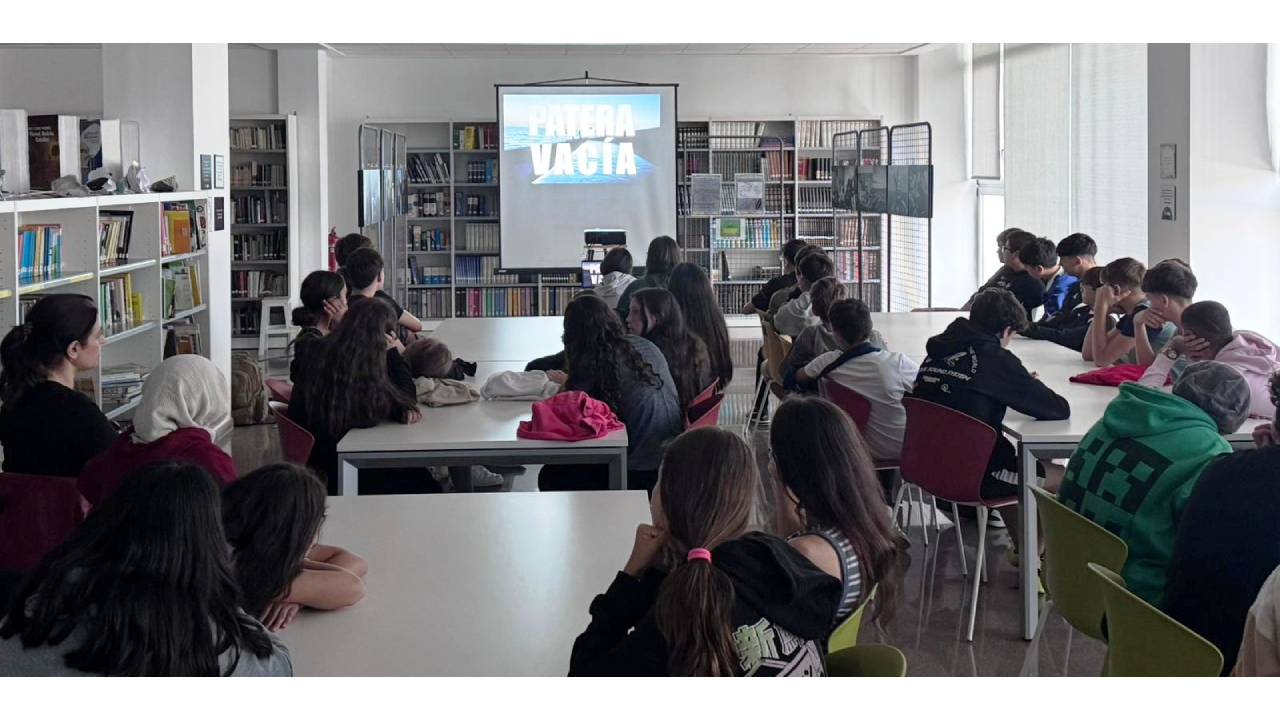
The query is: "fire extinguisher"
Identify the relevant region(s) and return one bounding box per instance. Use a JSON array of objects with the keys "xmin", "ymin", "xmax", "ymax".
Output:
[{"xmin": 328, "ymin": 227, "xmax": 340, "ymax": 271}]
